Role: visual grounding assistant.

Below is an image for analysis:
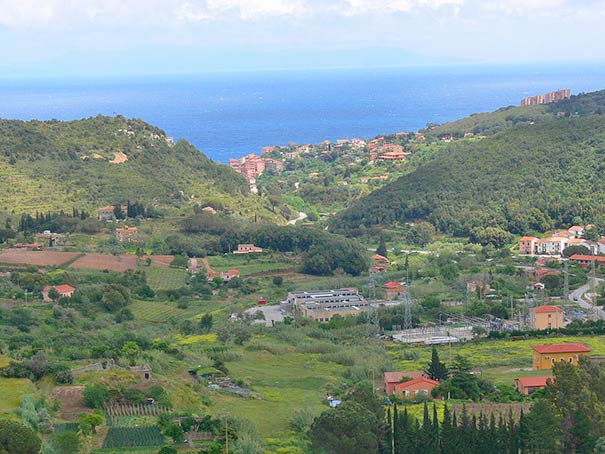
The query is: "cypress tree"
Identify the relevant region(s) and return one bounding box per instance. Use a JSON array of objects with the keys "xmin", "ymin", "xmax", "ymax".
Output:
[{"xmin": 441, "ymin": 404, "xmax": 453, "ymax": 454}]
